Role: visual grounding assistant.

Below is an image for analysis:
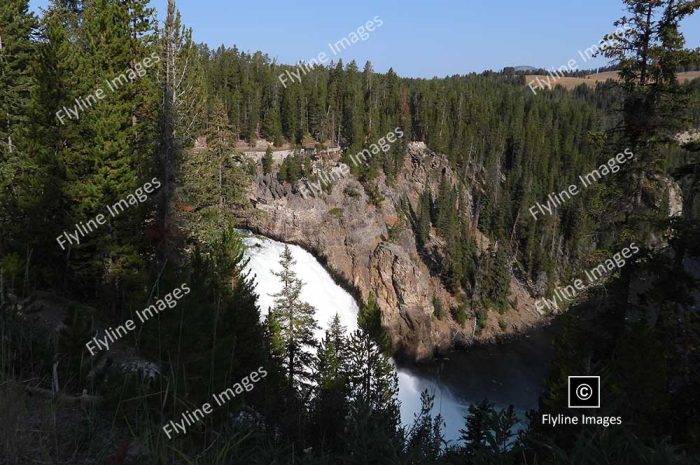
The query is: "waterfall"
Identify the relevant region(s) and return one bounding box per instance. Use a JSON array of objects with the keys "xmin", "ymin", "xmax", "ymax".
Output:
[
  {"xmin": 241, "ymin": 232, "xmax": 469, "ymax": 442},
  {"xmin": 242, "ymin": 234, "xmax": 359, "ymax": 339}
]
